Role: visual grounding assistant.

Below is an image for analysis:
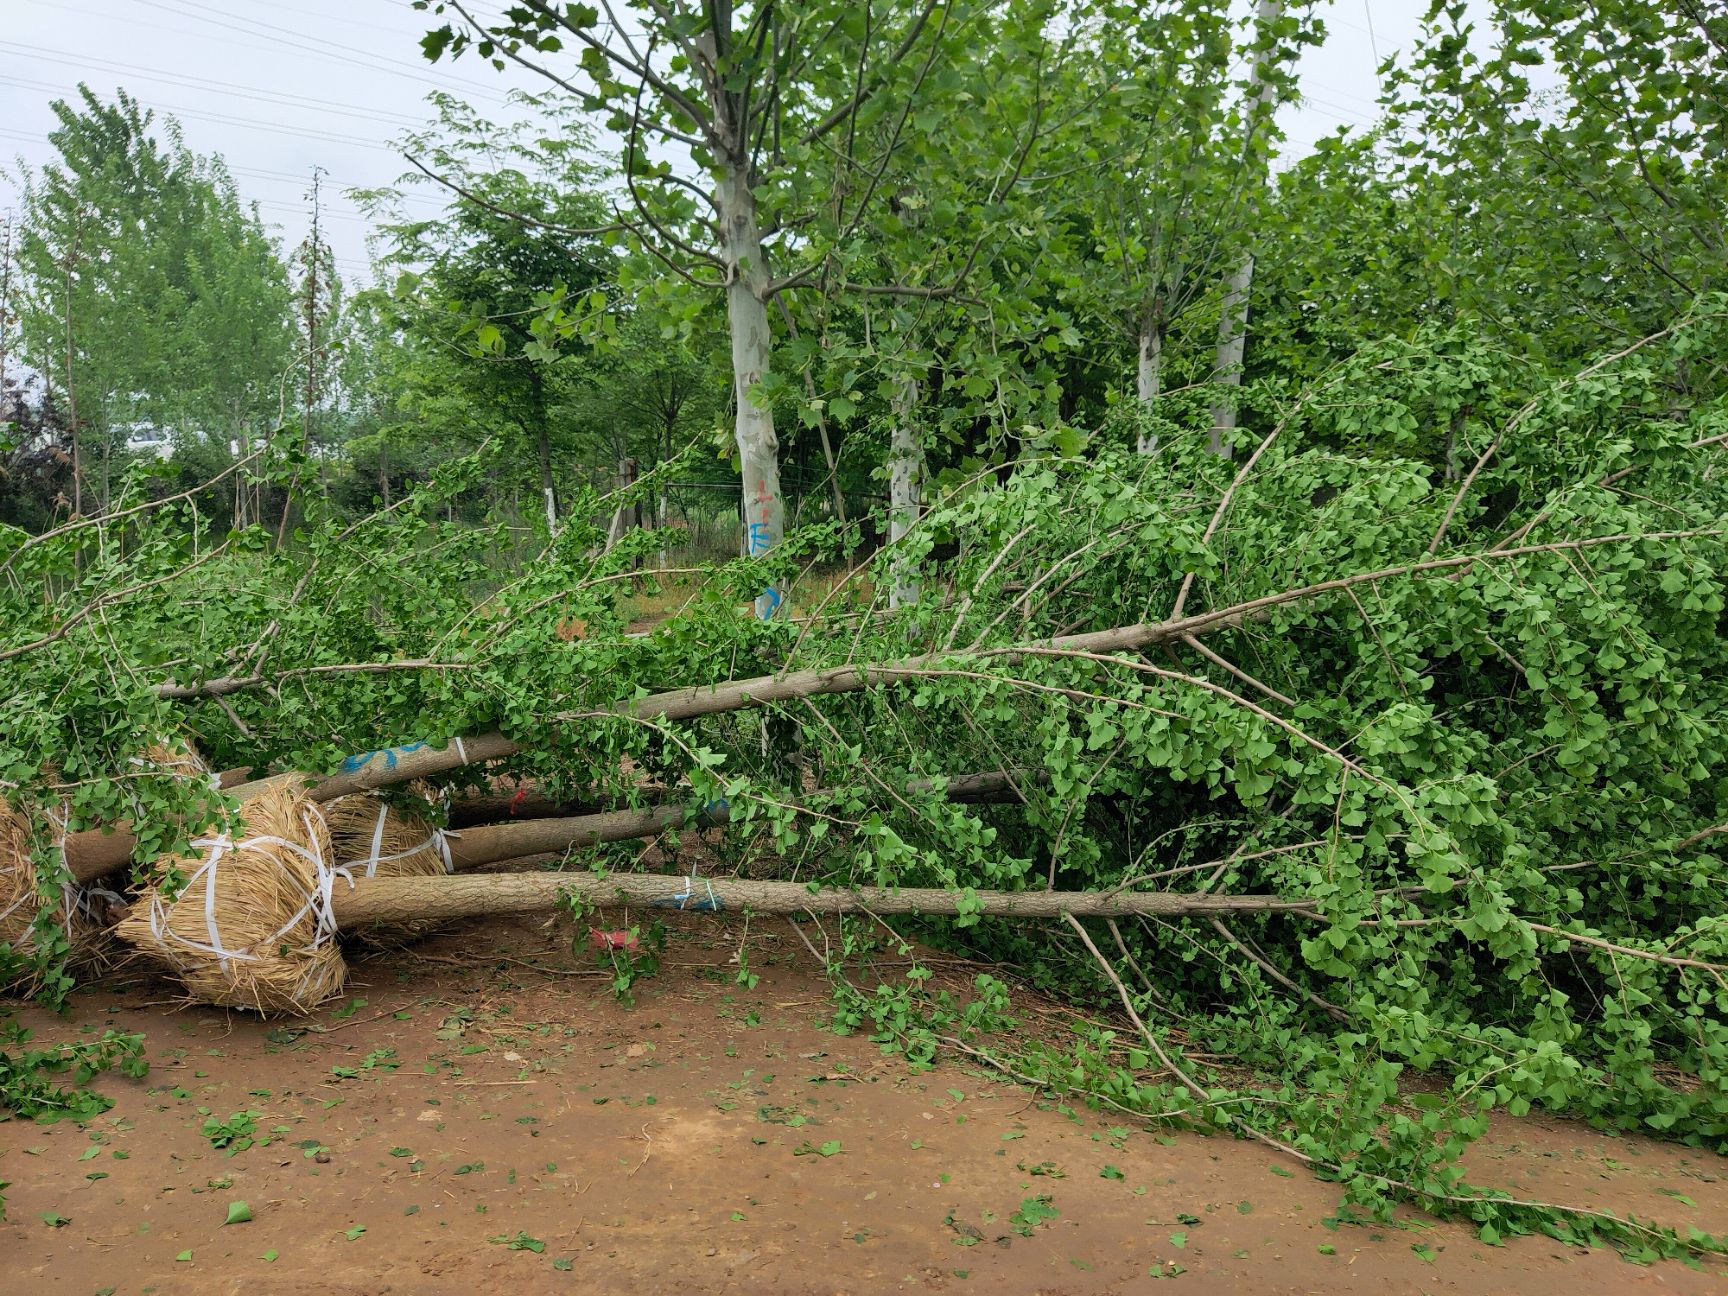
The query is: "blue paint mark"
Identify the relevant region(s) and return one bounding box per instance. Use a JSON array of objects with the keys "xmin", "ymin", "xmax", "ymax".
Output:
[
  {"xmin": 757, "ymin": 586, "xmax": 783, "ymax": 620},
  {"xmin": 747, "ymin": 521, "xmax": 773, "ymax": 554},
  {"xmin": 340, "ymin": 741, "xmax": 430, "ymax": 774}
]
